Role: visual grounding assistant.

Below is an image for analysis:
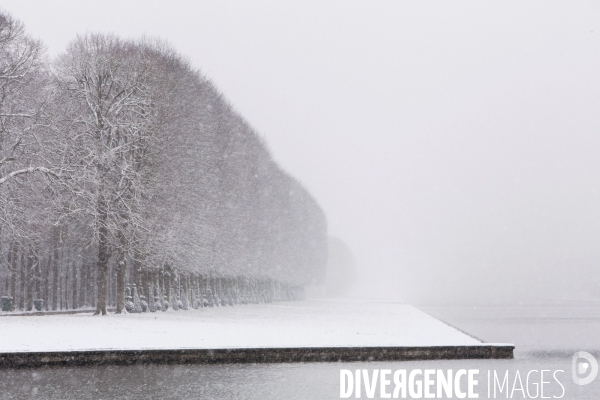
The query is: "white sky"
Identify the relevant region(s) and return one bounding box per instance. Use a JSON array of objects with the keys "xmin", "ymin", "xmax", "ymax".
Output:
[{"xmin": 4, "ymin": 1, "xmax": 600, "ymax": 303}]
